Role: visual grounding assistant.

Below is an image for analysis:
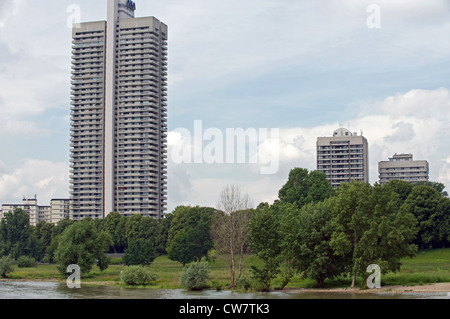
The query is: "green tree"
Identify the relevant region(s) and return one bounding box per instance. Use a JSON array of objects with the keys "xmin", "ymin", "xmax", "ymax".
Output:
[
  {"xmin": 436, "ymin": 197, "xmax": 450, "ymax": 247},
  {"xmin": 102, "ymin": 212, "xmax": 127, "ymax": 253},
  {"xmin": 167, "ymin": 206, "xmax": 215, "ymax": 265},
  {"xmin": 415, "ymin": 181, "xmax": 448, "ymax": 197},
  {"xmin": 35, "ymin": 221, "xmax": 55, "ymax": 249},
  {"xmin": 124, "ymin": 214, "xmax": 158, "ymax": 251},
  {"xmin": 277, "ymin": 168, "xmax": 334, "ymax": 209},
  {"xmin": 400, "ymin": 185, "xmax": 441, "ymax": 249},
  {"xmin": 54, "ymin": 220, "xmax": 113, "ymax": 276},
  {"xmin": 248, "ymin": 203, "xmax": 280, "ymax": 291},
  {"xmin": 46, "ymin": 218, "xmax": 75, "ymax": 263},
  {"xmin": 328, "ymin": 181, "xmax": 417, "ymax": 288},
  {"xmin": 276, "ymin": 202, "xmax": 302, "ymax": 289},
  {"xmin": 153, "ymin": 214, "xmax": 173, "ymax": 255},
  {"xmin": 123, "ymin": 238, "xmax": 158, "ymax": 266},
  {"xmin": 384, "ymin": 179, "xmax": 414, "ymax": 202},
  {"xmin": 294, "ymin": 201, "xmax": 350, "ymax": 288},
  {"xmin": 0, "ymin": 209, "xmax": 44, "ymax": 260}
]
